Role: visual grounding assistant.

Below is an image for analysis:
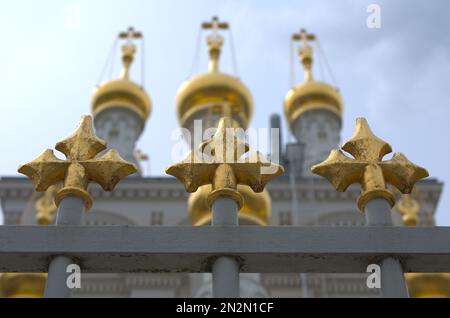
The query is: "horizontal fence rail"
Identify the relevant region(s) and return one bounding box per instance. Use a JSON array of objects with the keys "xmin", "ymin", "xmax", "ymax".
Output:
[{"xmin": 1, "ymin": 226, "xmax": 450, "ymax": 274}]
